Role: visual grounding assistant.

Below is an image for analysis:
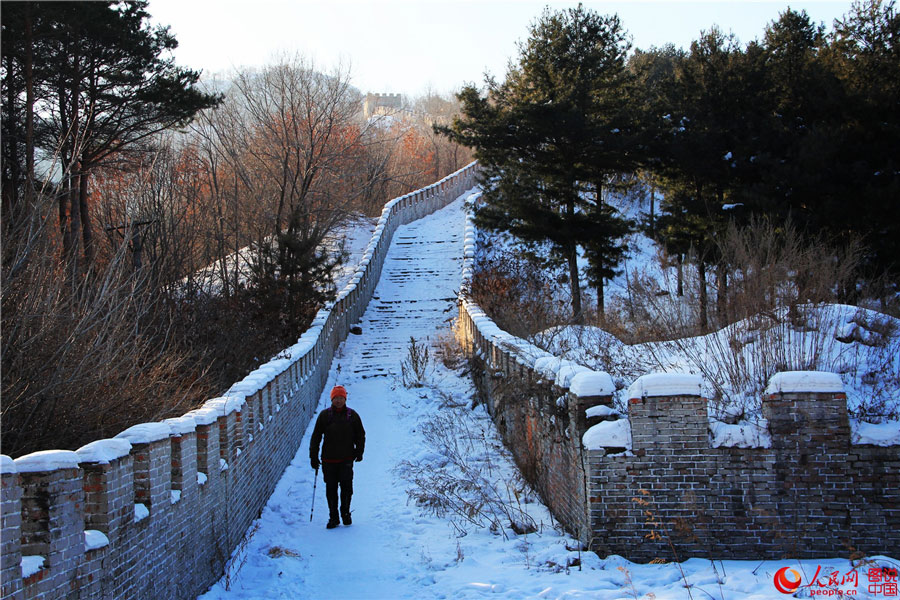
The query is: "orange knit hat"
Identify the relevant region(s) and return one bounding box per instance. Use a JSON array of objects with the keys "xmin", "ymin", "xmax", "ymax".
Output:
[{"xmin": 330, "ymin": 385, "xmax": 347, "ymax": 400}]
